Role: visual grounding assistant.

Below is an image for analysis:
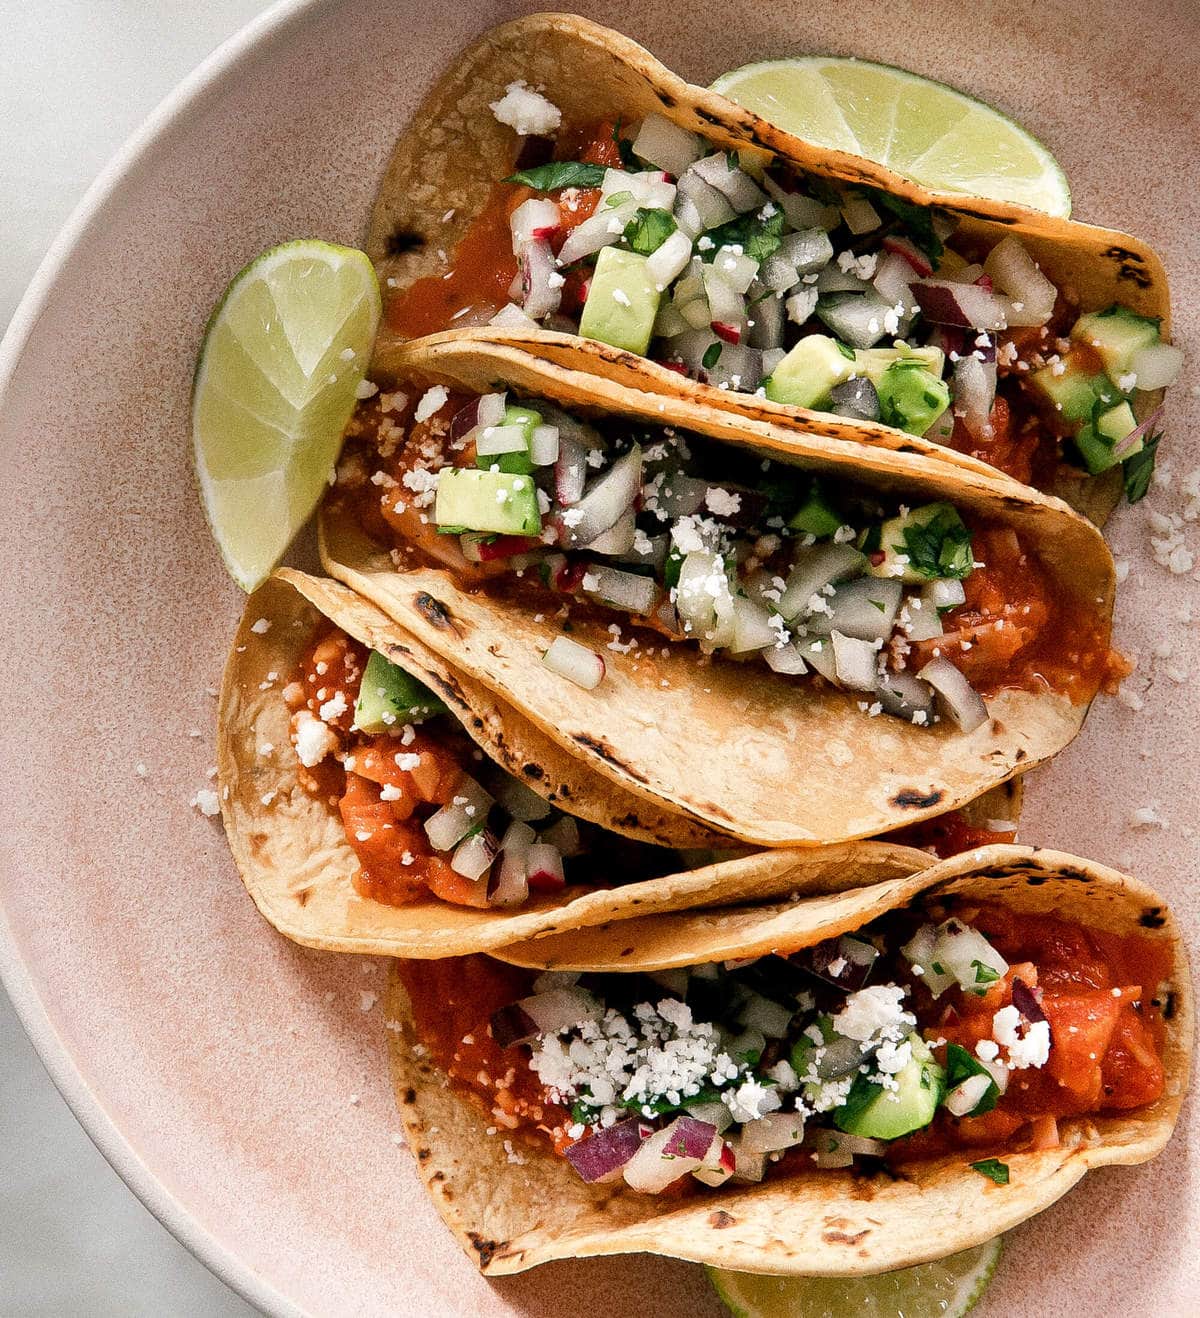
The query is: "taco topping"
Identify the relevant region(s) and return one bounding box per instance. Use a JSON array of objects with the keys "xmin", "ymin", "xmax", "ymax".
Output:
[
  {"xmin": 399, "ymin": 903, "xmax": 1168, "ymax": 1195},
  {"xmin": 383, "ymin": 112, "xmax": 1180, "ymax": 497},
  {"xmin": 336, "ymin": 389, "xmax": 1118, "ymax": 724},
  {"xmin": 285, "ymin": 624, "xmax": 672, "ymax": 908}
]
